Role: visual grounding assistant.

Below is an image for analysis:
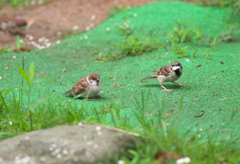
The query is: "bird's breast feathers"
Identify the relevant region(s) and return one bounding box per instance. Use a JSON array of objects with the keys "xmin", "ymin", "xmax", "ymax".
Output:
[{"xmin": 157, "ymin": 70, "xmax": 180, "ymax": 83}]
